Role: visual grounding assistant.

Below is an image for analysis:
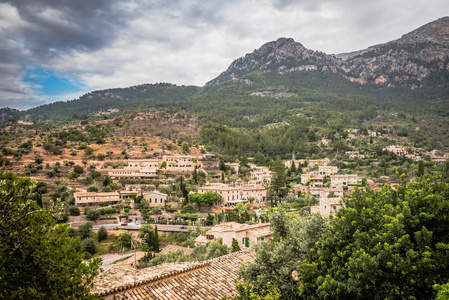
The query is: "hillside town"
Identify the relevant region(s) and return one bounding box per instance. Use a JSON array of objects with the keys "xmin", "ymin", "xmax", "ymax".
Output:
[{"xmin": 2, "ymin": 8, "xmax": 449, "ymax": 299}]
